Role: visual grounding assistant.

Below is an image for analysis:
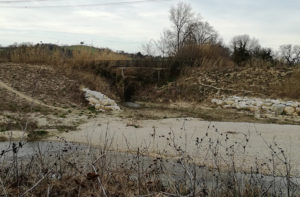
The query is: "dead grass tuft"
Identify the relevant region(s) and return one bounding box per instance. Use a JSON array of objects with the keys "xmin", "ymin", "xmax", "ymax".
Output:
[{"xmin": 278, "ymin": 68, "xmax": 300, "ymax": 100}]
